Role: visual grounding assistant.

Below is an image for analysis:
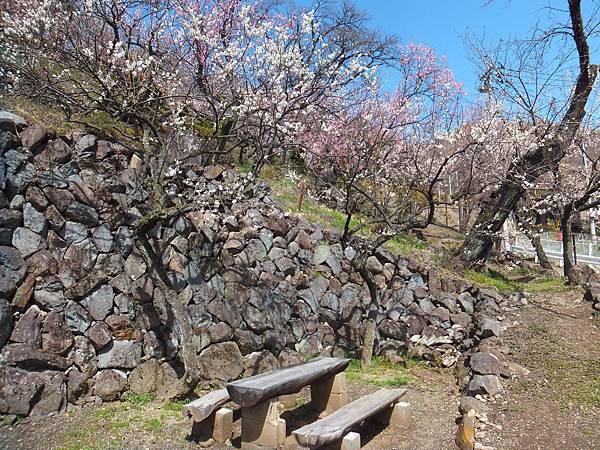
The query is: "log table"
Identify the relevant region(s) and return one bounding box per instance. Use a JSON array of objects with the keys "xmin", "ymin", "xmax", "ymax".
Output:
[{"xmin": 226, "ymin": 356, "xmax": 351, "ymax": 450}]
